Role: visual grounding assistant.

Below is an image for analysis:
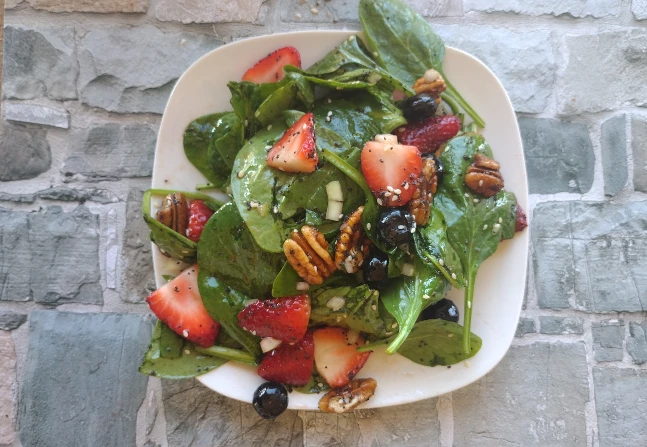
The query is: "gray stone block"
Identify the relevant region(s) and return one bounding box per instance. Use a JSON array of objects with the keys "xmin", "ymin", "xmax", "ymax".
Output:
[
  {"xmin": 626, "ymin": 322, "xmax": 647, "ymax": 365},
  {"xmin": 162, "ymin": 379, "xmax": 304, "ymax": 447},
  {"xmin": 435, "ymin": 25, "xmax": 555, "ymax": 114},
  {"xmin": 18, "ymin": 310, "xmax": 153, "ymax": 447},
  {"xmin": 519, "ymin": 118, "xmax": 595, "ymax": 194},
  {"xmin": 633, "ymin": 115, "xmax": 647, "ymax": 193},
  {"xmin": 3, "ymin": 26, "xmax": 78, "ymax": 100},
  {"xmin": 0, "ymin": 331, "xmax": 16, "ymax": 445},
  {"xmin": 0, "ymin": 206, "xmax": 102, "ymax": 304},
  {"xmin": 156, "ymin": 0, "xmax": 267, "ymax": 23},
  {"xmin": 36, "ymin": 186, "xmax": 119, "ymax": 204},
  {"xmin": 592, "ymin": 320, "xmax": 624, "ymax": 362},
  {"xmin": 0, "ymin": 123, "xmax": 51, "ymax": 181},
  {"xmin": 62, "ymin": 124, "xmax": 156, "ymax": 179},
  {"xmin": 0, "ymin": 312, "xmax": 27, "ymax": 331},
  {"xmin": 122, "ymin": 188, "xmax": 155, "ymax": 303},
  {"xmin": 533, "ymin": 201, "xmax": 647, "ymax": 312},
  {"xmin": 28, "ymin": 0, "xmax": 149, "ymax": 13},
  {"xmin": 601, "ymin": 115, "xmax": 627, "ymax": 196},
  {"xmin": 633, "ymin": 0, "xmax": 647, "ymax": 19},
  {"xmin": 560, "ymin": 30, "xmax": 647, "ymax": 114},
  {"xmin": 594, "ymin": 367, "xmax": 647, "ymax": 447},
  {"xmin": 78, "ymin": 26, "xmax": 223, "ymax": 113},
  {"xmin": 5, "ymin": 103, "xmax": 70, "ymax": 129},
  {"xmin": 453, "ymin": 342, "xmax": 588, "ymax": 446},
  {"xmin": 0, "ymin": 192, "xmax": 36, "ymax": 203},
  {"xmin": 539, "ymin": 316, "xmax": 584, "ymax": 335},
  {"xmin": 465, "ymin": 0, "xmax": 622, "ymax": 17},
  {"xmin": 515, "ymin": 317, "xmax": 536, "ymax": 337}
]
